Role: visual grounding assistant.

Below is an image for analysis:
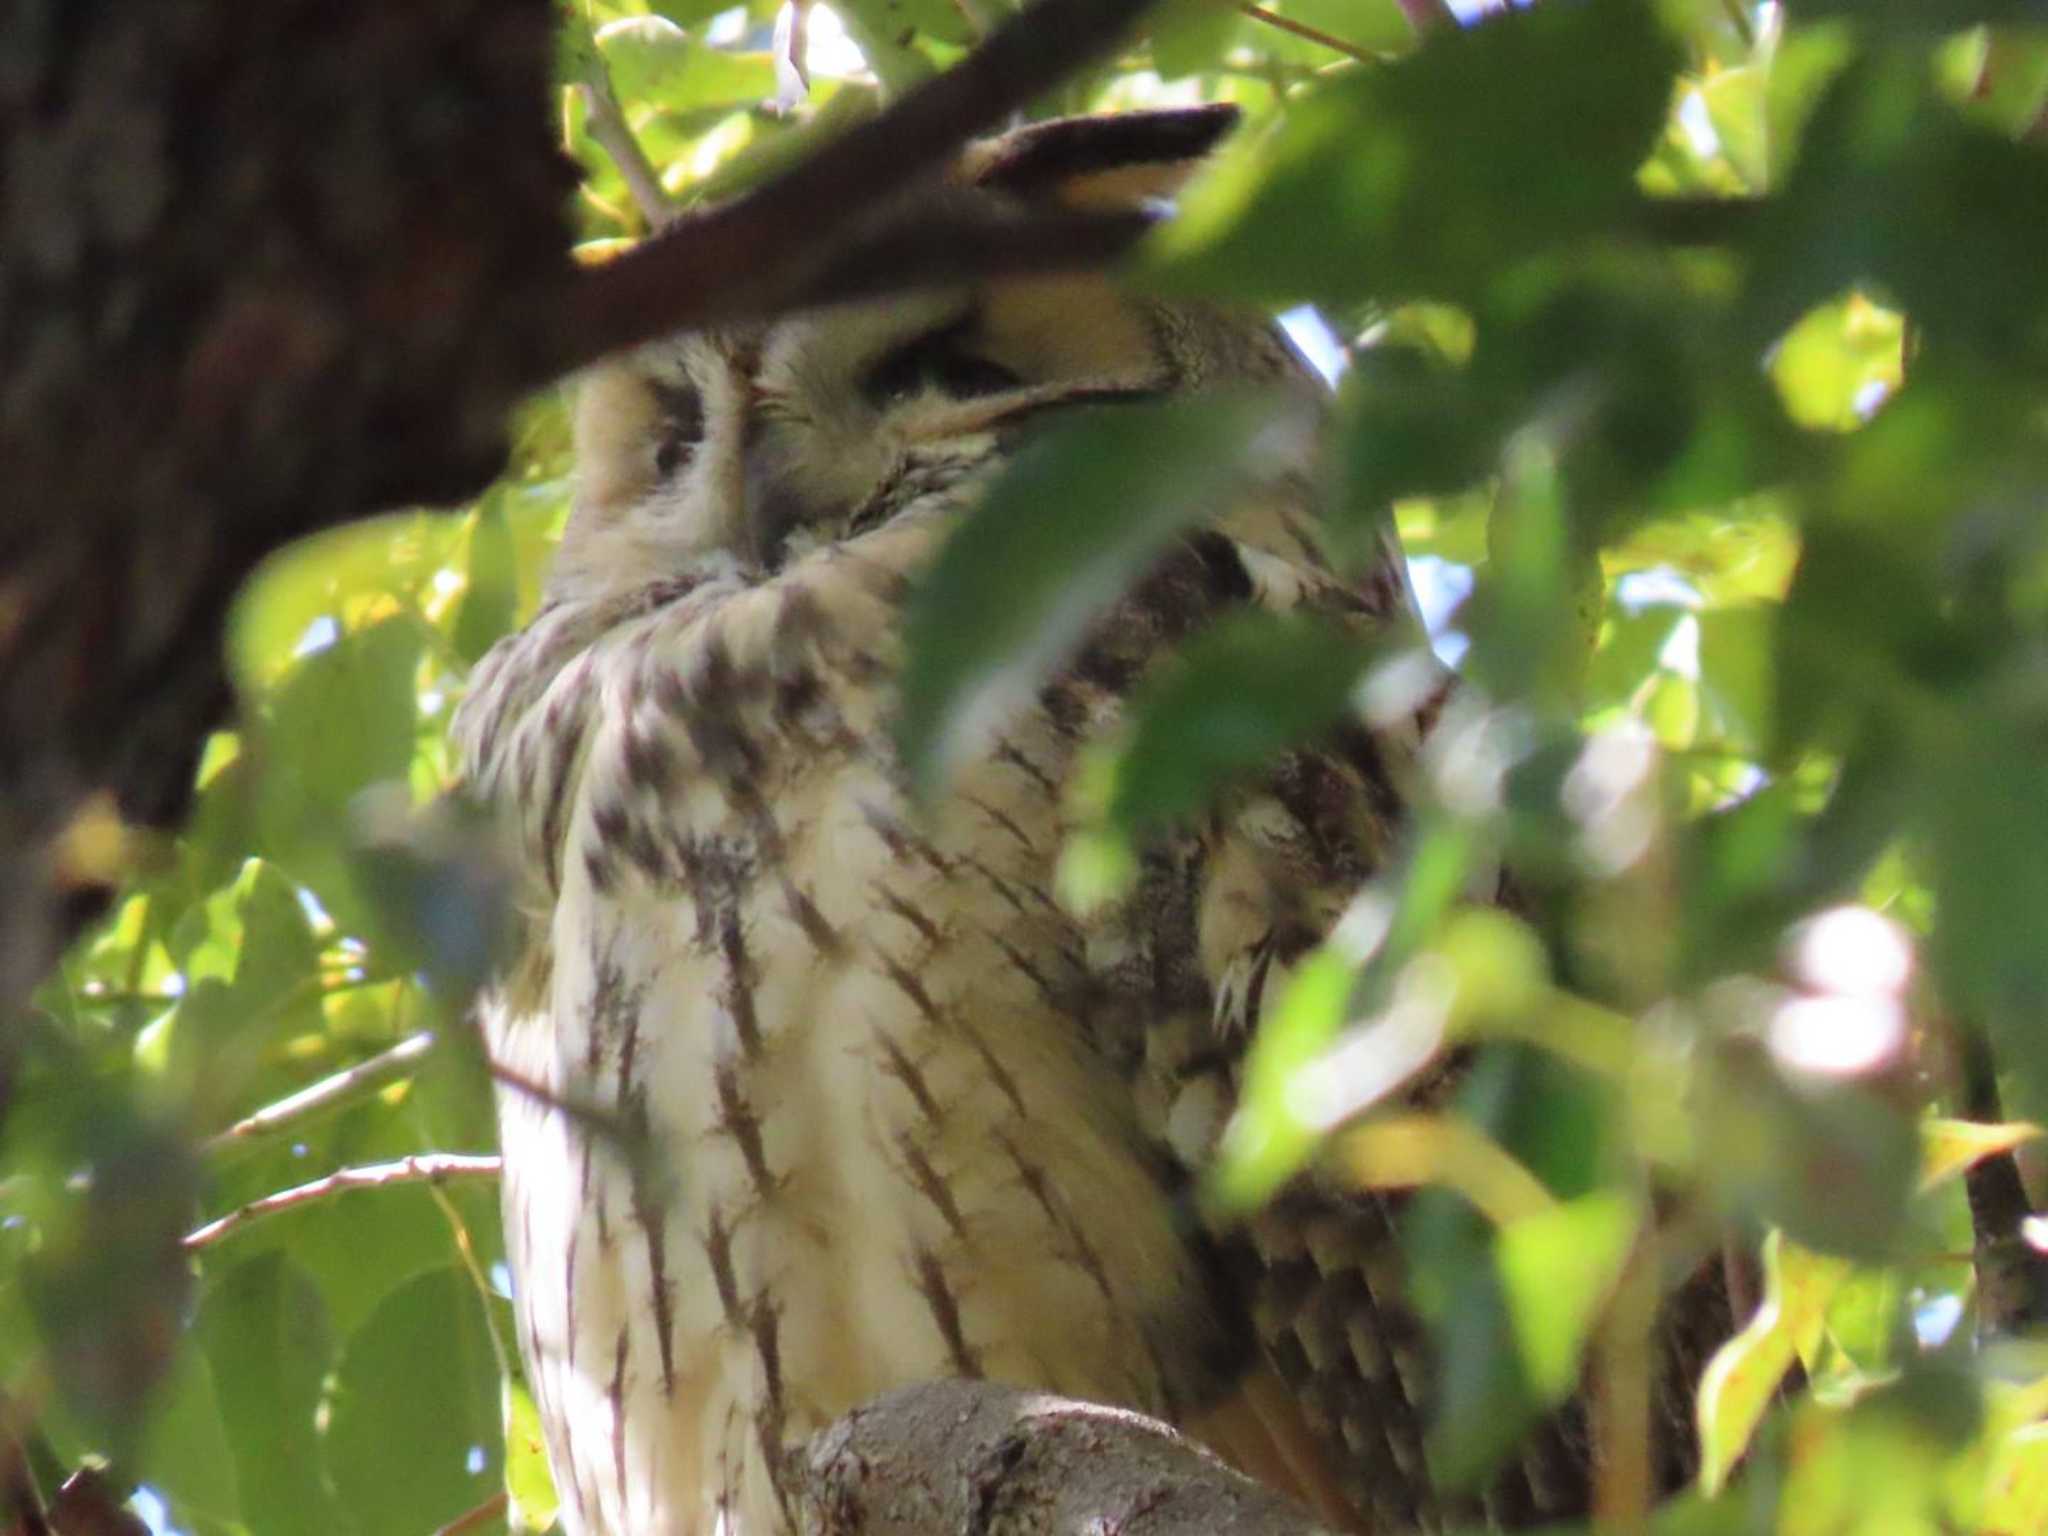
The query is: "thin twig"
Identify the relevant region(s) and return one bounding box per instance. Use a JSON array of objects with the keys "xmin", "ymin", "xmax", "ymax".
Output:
[
  {"xmin": 580, "ymin": 50, "xmax": 677, "ymax": 229},
  {"xmin": 430, "ymin": 1492, "xmax": 509, "ymax": 1536},
  {"xmin": 1237, "ymin": 4, "xmax": 1374, "ymax": 63},
  {"xmin": 559, "ymin": 0, "xmax": 1173, "ymax": 369},
  {"xmin": 183, "ymin": 1153, "xmax": 501, "ymax": 1251},
  {"xmin": 203, "ymin": 1031, "xmax": 437, "ymax": 1154},
  {"xmin": 1718, "ymin": 0, "xmax": 1755, "ymax": 47}
]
